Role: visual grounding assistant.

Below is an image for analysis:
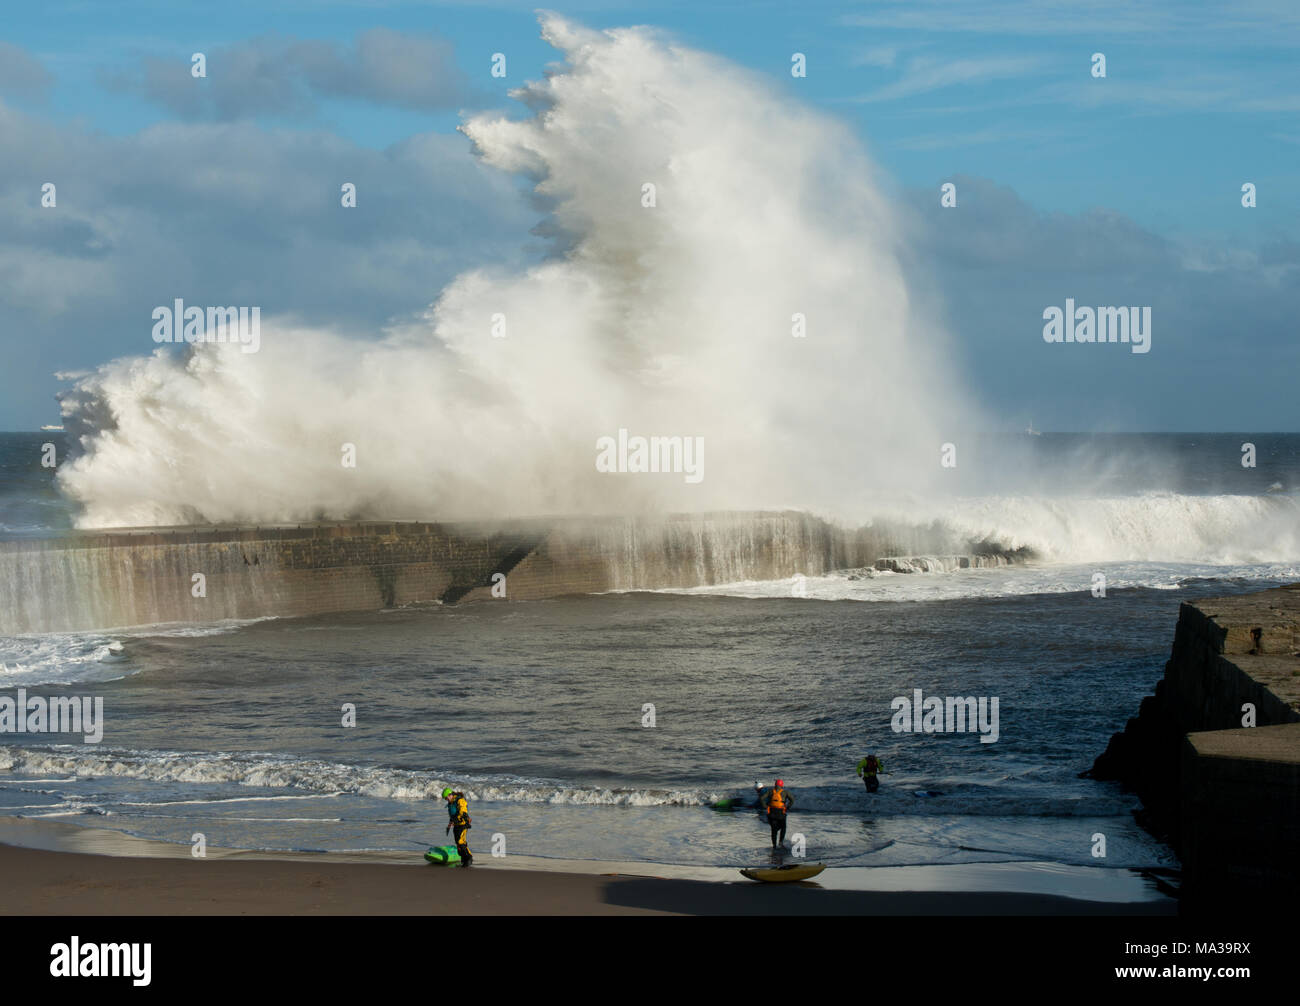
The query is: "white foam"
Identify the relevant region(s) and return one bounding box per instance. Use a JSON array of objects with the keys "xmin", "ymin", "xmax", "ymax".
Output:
[
  {"xmin": 0, "ymin": 746, "xmax": 1124, "ymax": 817},
  {"xmin": 0, "ymin": 634, "xmax": 137, "ymax": 687},
  {"xmin": 895, "ymin": 492, "xmax": 1300, "ymax": 565},
  {"xmin": 0, "ymin": 617, "xmax": 275, "ymax": 686},
  {"xmin": 55, "ymin": 15, "xmax": 966, "ymax": 529},
  {"xmin": 670, "ymin": 559, "xmax": 1299, "ymax": 603}
]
